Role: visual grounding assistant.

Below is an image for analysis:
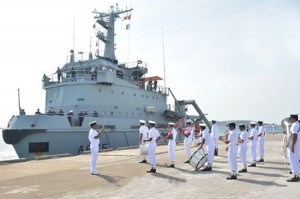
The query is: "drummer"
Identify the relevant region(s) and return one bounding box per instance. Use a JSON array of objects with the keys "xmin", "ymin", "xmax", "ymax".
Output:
[
  {"xmin": 166, "ymin": 122, "xmax": 177, "ymax": 168},
  {"xmin": 222, "ymin": 122, "xmax": 239, "ymax": 180},
  {"xmin": 182, "ymin": 119, "xmax": 195, "ymax": 163},
  {"xmin": 198, "ymin": 123, "xmax": 215, "ymax": 171}
]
